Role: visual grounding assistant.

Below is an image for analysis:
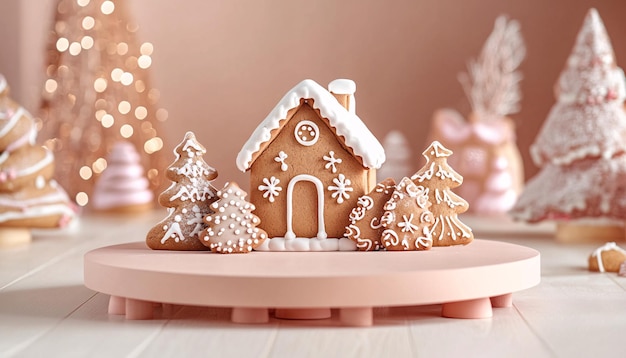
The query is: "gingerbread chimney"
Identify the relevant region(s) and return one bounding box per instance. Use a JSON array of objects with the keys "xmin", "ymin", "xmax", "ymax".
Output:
[{"xmin": 328, "ymin": 79, "xmax": 356, "ymax": 114}]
